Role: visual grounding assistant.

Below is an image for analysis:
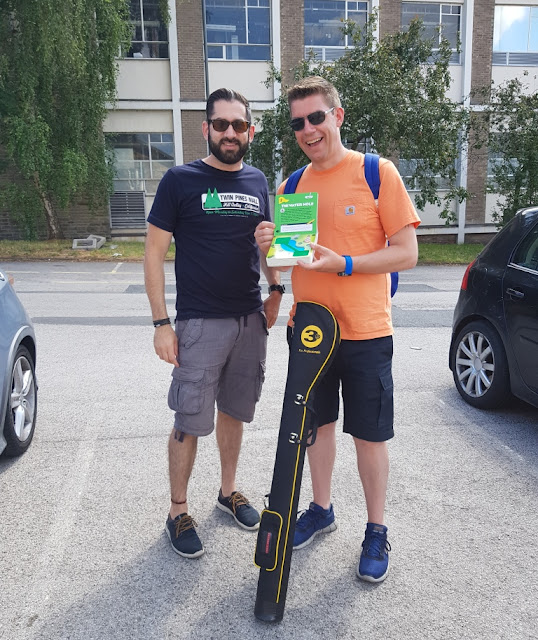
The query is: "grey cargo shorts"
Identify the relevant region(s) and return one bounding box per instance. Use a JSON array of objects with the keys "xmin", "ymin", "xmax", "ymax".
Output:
[{"xmin": 168, "ymin": 312, "xmax": 268, "ymax": 437}]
